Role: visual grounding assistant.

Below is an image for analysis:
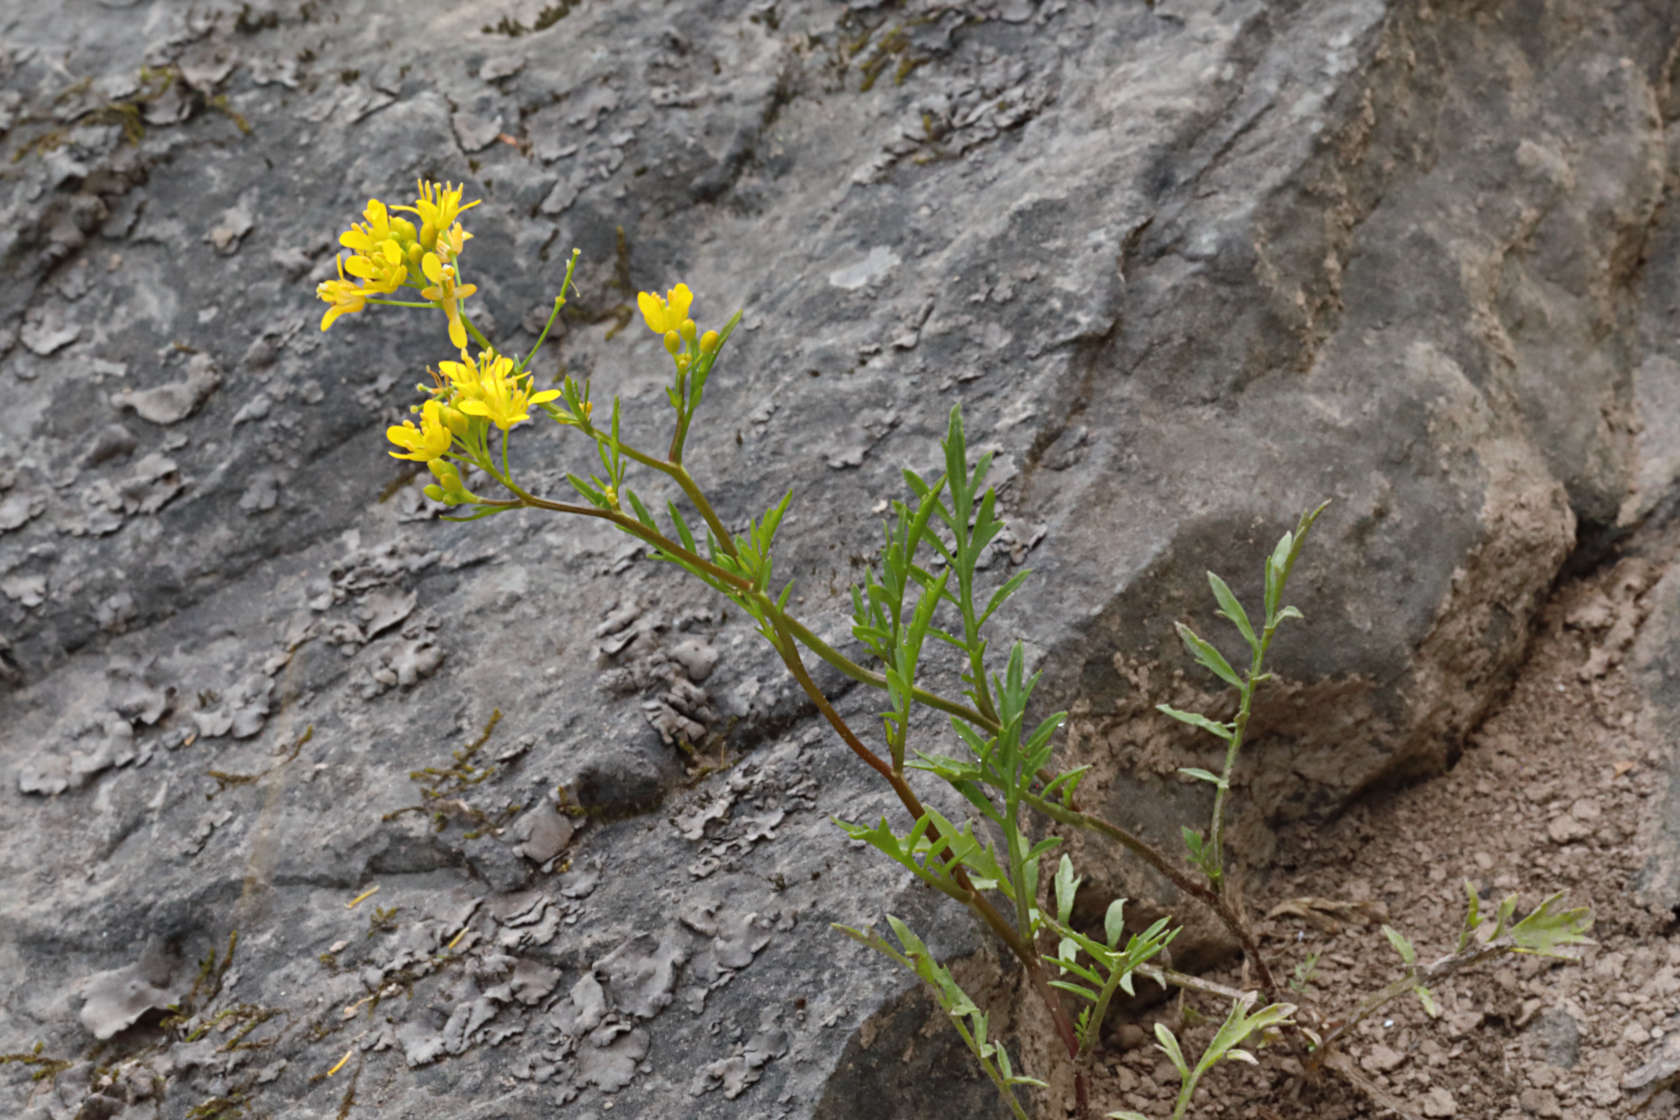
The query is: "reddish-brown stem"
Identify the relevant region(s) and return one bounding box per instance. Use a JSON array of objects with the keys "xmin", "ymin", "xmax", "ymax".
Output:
[
  {"xmin": 1022, "ymin": 791, "xmax": 1281, "ymax": 1005},
  {"xmin": 765, "ymin": 616, "xmax": 1091, "ymax": 1113}
]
